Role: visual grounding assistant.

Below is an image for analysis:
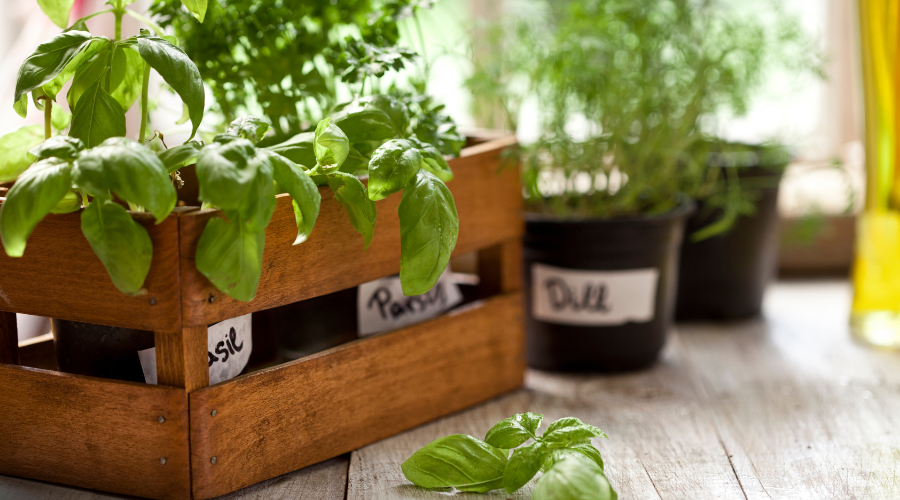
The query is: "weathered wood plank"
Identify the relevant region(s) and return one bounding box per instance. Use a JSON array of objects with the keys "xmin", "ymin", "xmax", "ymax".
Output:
[
  {"xmin": 347, "ymin": 342, "xmax": 745, "ymax": 499},
  {"xmin": 678, "ymin": 281, "xmax": 900, "ymax": 500},
  {"xmin": 178, "ymin": 136, "xmax": 521, "ymax": 327},
  {"xmin": 0, "ymin": 365, "xmax": 190, "ymax": 499},
  {"xmin": 0, "ymin": 213, "xmax": 182, "ymax": 332},
  {"xmin": 215, "ymin": 456, "xmax": 349, "ymax": 500},
  {"xmin": 189, "ymin": 292, "xmax": 525, "ymax": 499}
]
